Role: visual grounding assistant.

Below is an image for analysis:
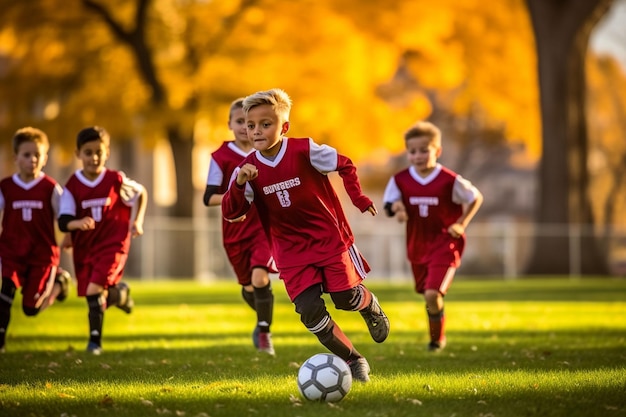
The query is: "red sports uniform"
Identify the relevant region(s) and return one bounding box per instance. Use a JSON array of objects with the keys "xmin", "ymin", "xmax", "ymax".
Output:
[
  {"xmin": 59, "ymin": 169, "xmax": 143, "ymax": 296},
  {"xmin": 0, "ymin": 173, "xmax": 62, "ymax": 308},
  {"xmin": 206, "ymin": 141, "xmax": 275, "ymax": 284},
  {"xmin": 383, "ymin": 164, "xmax": 481, "ymax": 294},
  {"xmin": 222, "ymin": 138, "xmax": 373, "ymax": 300}
]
